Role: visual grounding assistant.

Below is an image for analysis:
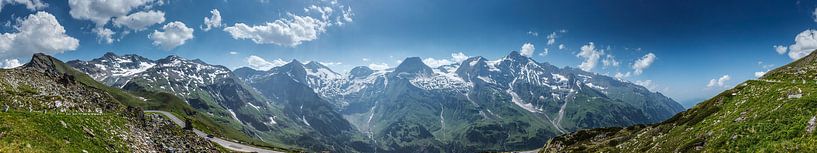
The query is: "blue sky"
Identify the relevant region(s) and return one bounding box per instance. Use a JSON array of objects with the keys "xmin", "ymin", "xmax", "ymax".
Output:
[{"xmin": 1, "ymin": 0, "xmax": 816, "ymax": 107}]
